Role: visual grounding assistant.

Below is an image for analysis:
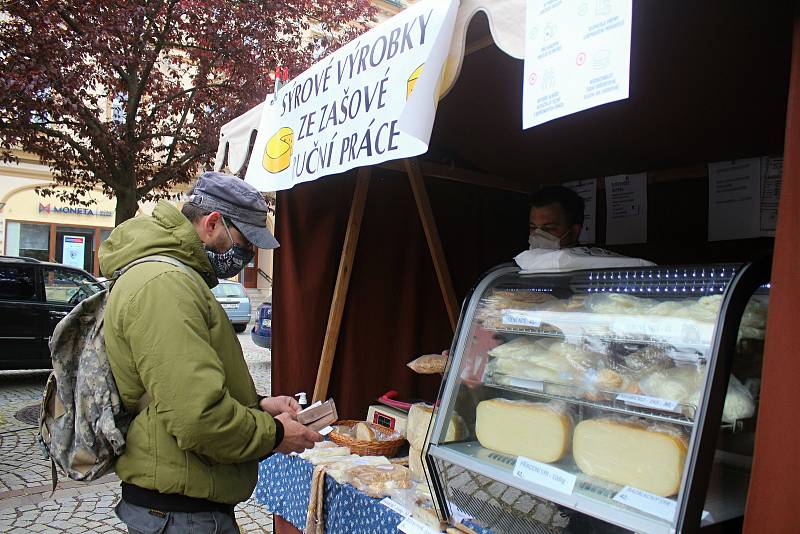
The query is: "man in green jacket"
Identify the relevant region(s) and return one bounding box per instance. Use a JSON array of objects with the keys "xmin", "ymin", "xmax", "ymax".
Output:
[{"xmin": 100, "ymin": 172, "xmax": 321, "ymax": 533}]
